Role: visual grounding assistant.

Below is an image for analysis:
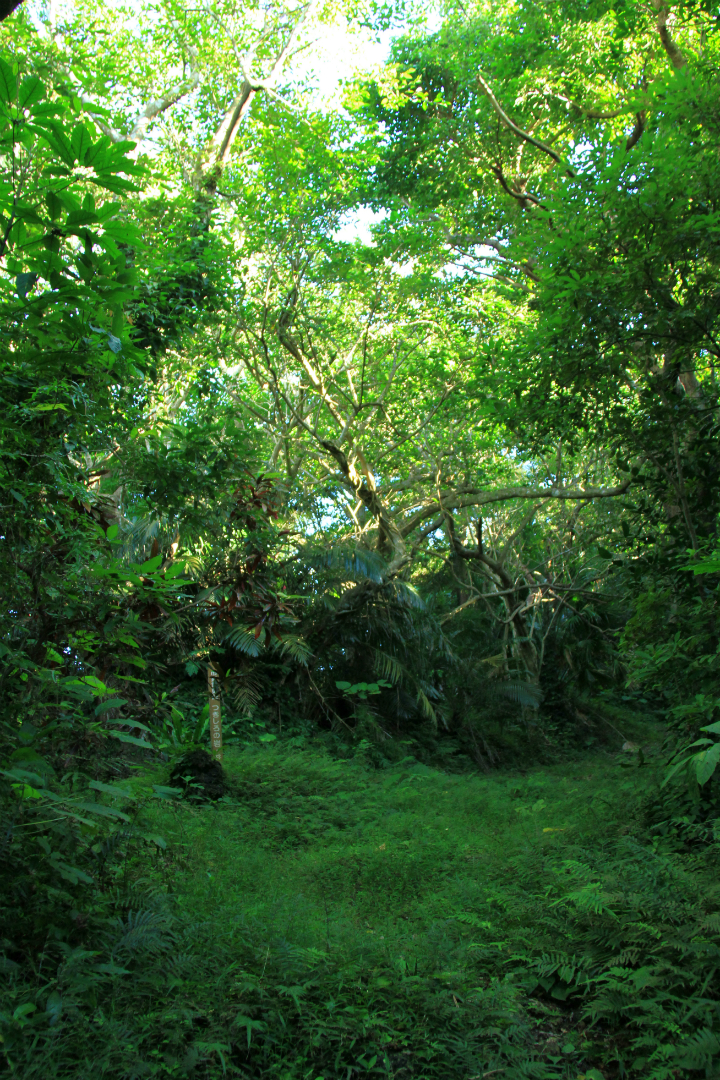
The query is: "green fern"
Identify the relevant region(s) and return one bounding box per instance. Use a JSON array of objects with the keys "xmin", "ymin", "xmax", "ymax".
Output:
[
  {"xmin": 224, "ymin": 624, "xmax": 262, "ymax": 656},
  {"xmin": 111, "ymin": 909, "xmax": 175, "ymax": 960},
  {"xmin": 676, "ymin": 1026, "xmax": 720, "ymax": 1069},
  {"xmin": 370, "ymin": 648, "xmax": 405, "ymax": 685},
  {"xmin": 231, "ymin": 675, "xmax": 263, "ymax": 715},
  {"xmin": 277, "ymin": 634, "xmax": 312, "ymax": 665}
]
